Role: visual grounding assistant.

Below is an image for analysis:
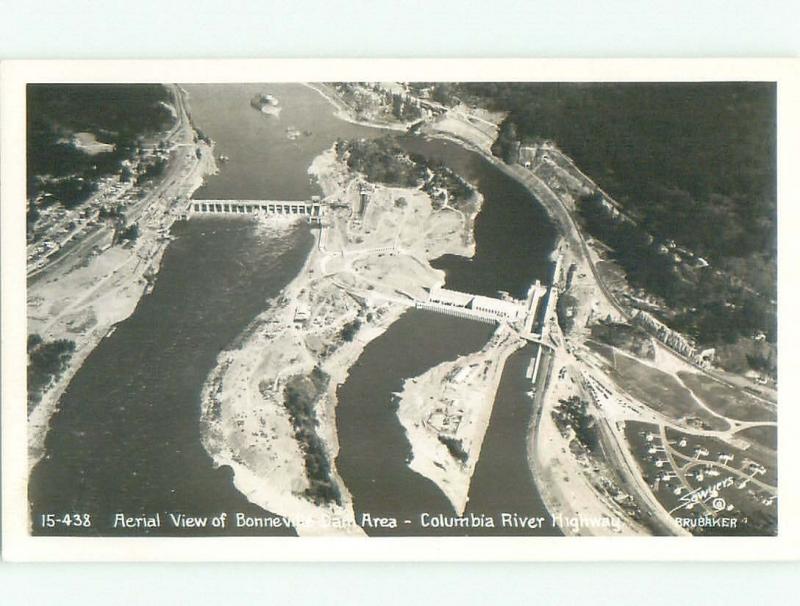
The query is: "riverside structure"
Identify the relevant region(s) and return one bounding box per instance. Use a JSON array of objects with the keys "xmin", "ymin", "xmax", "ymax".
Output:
[
  {"xmin": 416, "ymin": 280, "xmax": 555, "ymax": 343},
  {"xmin": 189, "ymin": 198, "xmax": 324, "ymax": 223}
]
